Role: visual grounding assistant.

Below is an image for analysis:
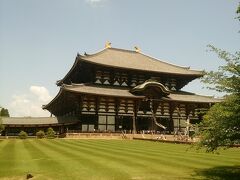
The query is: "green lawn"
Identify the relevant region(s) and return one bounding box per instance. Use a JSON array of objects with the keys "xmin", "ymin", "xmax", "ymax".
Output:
[{"xmin": 0, "ymin": 139, "xmax": 239, "ymax": 180}]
